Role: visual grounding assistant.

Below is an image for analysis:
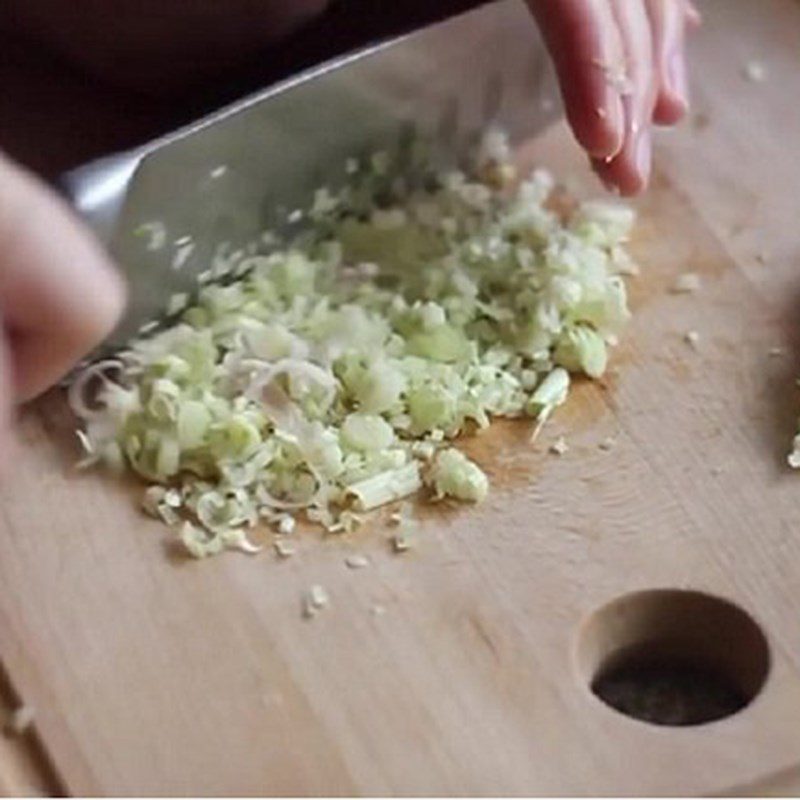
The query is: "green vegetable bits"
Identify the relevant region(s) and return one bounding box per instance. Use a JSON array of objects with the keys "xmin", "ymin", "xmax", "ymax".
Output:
[{"xmin": 70, "ymin": 133, "xmax": 636, "ymax": 558}]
